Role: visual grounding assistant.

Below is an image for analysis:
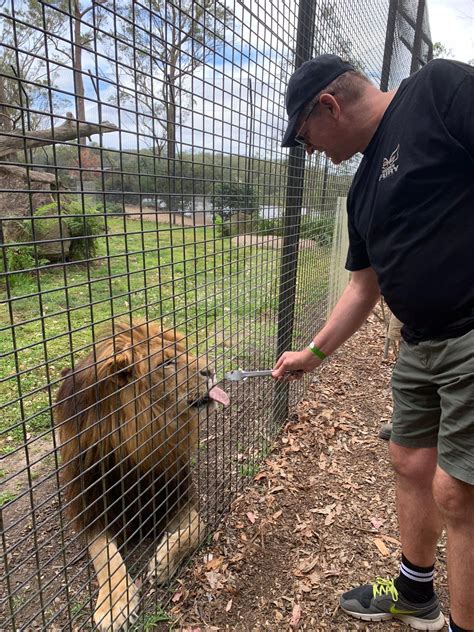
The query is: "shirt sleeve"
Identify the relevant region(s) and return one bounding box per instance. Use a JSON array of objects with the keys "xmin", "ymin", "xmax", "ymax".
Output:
[{"xmin": 444, "ymin": 68, "xmax": 474, "ymax": 161}]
